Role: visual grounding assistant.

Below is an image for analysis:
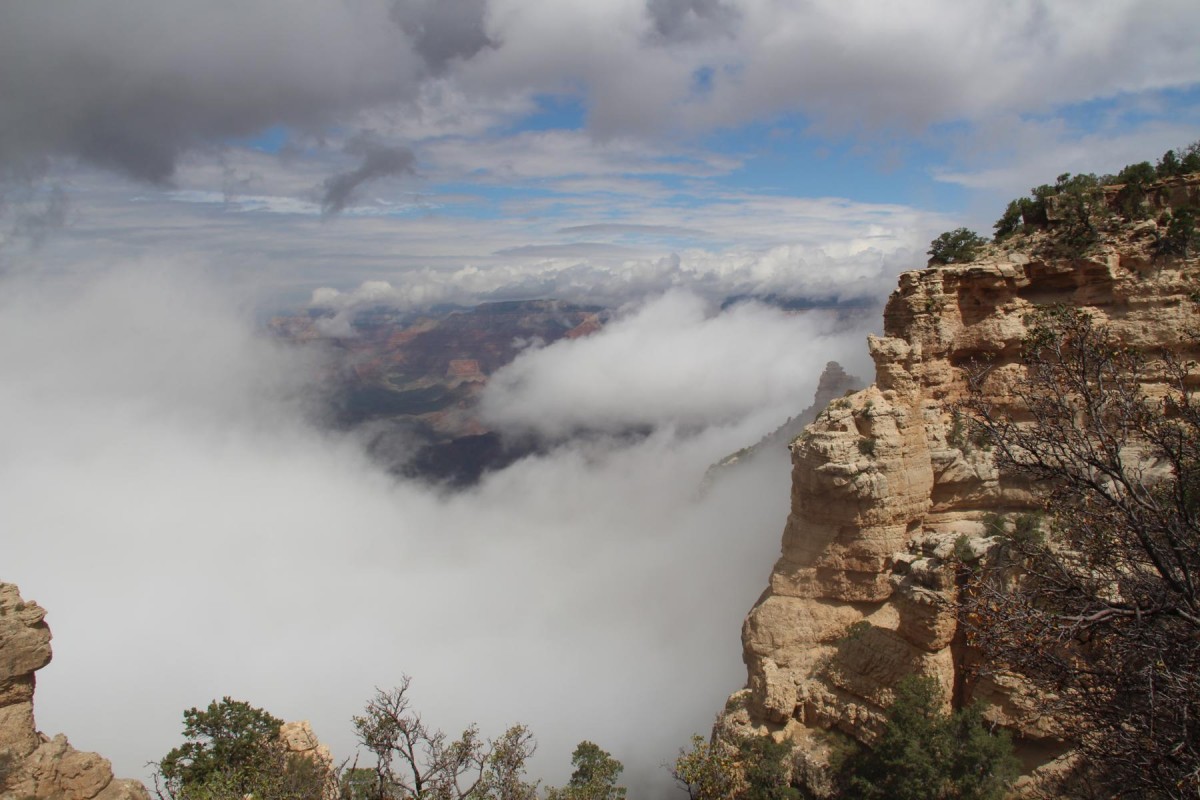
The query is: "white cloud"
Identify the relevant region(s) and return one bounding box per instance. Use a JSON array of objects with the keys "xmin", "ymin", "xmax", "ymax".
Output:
[
  {"xmin": 461, "ymin": 0, "xmax": 1200, "ymax": 138},
  {"xmin": 480, "ymin": 290, "xmax": 871, "ymax": 437}
]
